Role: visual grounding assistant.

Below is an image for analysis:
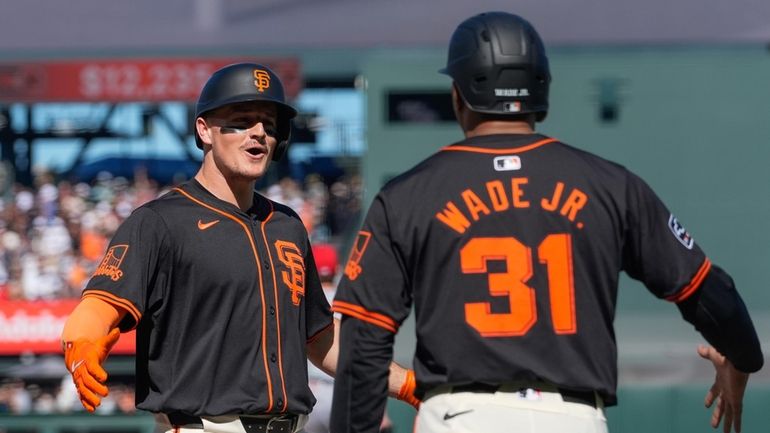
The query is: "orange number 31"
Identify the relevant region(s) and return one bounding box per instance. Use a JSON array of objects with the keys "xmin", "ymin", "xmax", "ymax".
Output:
[{"xmin": 460, "ymin": 234, "xmax": 576, "ymax": 337}]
